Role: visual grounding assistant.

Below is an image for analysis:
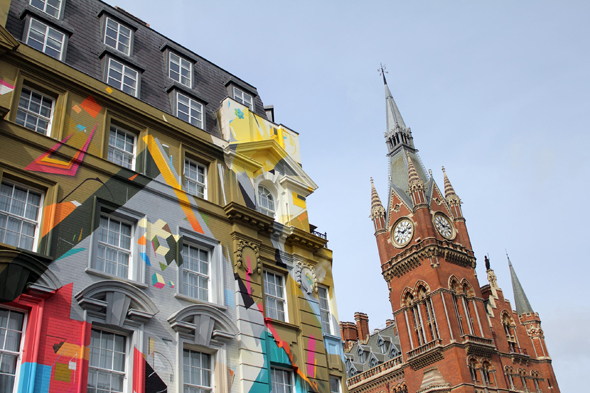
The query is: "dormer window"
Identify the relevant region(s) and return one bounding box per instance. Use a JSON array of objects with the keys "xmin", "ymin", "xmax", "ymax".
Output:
[
  {"xmin": 369, "ymin": 356, "xmax": 379, "ymax": 368},
  {"xmin": 357, "ymin": 347, "xmax": 365, "ymax": 363},
  {"xmin": 169, "ymin": 52, "xmax": 192, "ymax": 87},
  {"xmin": 378, "ymin": 337, "xmax": 387, "ymax": 354},
  {"xmin": 389, "ymin": 345, "xmax": 400, "ymax": 358},
  {"xmin": 104, "ymin": 17, "xmax": 132, "ymax": 56},
  {"xmin": 30, "ymin": 0, "xmax": 62, "ymax": 19},
  {"xmin": 258, "ymin": 185, "xmax": 275, "ymax": 218},
  {"xmin": 233, "ymin": 87, "xmax": 253, "ymax": 111}
]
